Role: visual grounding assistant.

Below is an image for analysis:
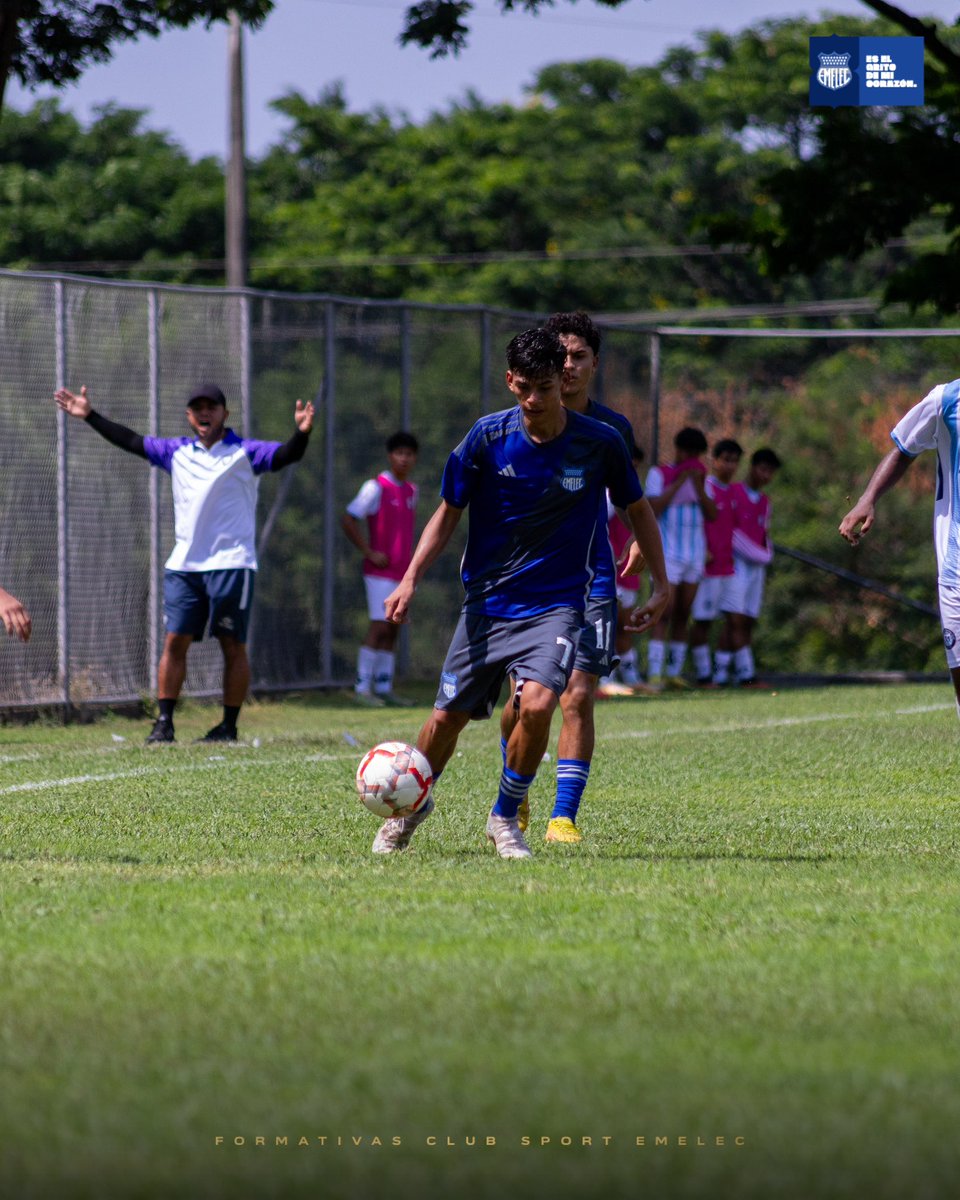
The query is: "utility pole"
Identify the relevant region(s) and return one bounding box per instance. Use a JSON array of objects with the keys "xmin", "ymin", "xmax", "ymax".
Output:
[{"xmin": 226, "ymin": 10, "xmax": 248, "ymax": 289}]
